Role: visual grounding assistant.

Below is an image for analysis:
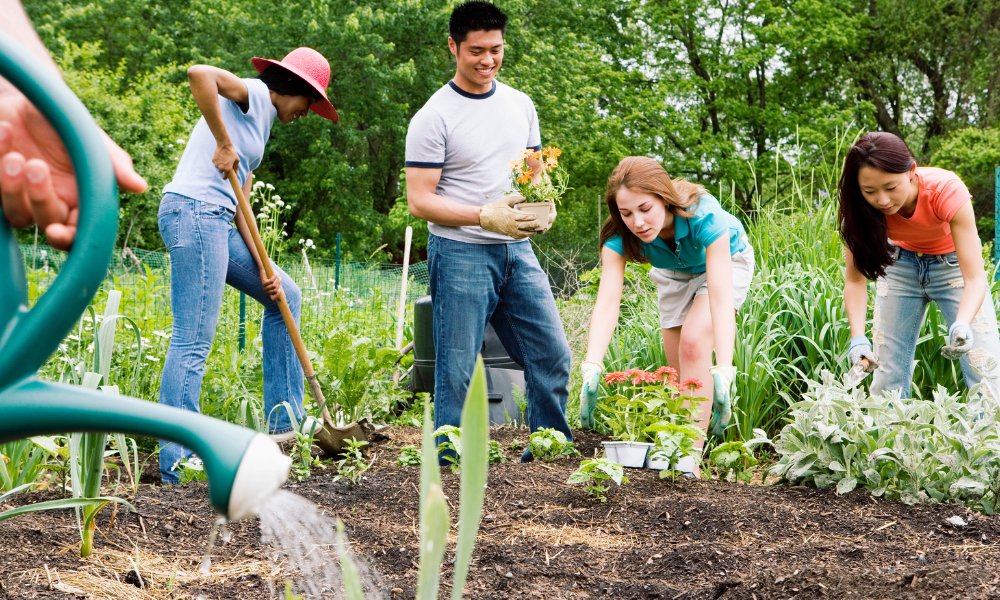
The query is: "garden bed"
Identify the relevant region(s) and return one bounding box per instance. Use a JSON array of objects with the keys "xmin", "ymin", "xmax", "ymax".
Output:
[{"xmin": 3, "ymin": 426, "xmax": 1000, "ymax": 599}]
